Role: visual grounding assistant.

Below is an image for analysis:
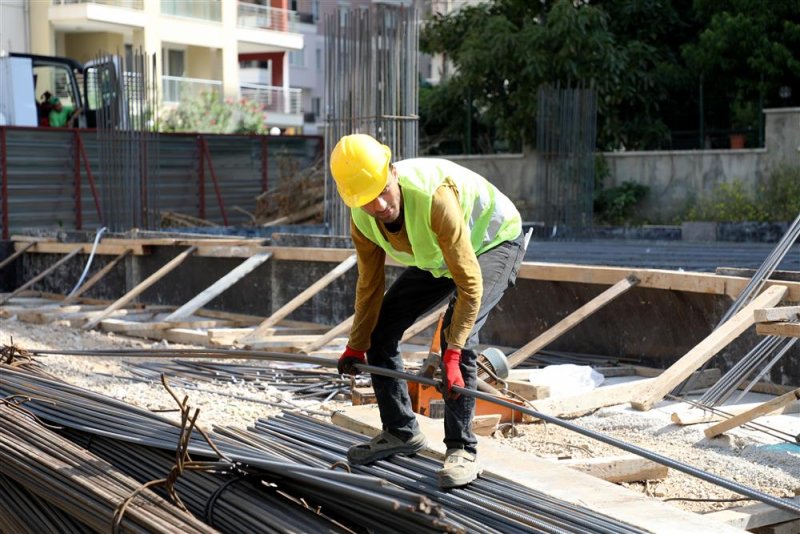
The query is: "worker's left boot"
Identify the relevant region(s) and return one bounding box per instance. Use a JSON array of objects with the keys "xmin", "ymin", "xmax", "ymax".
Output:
[{"xmin": 437, "ymin": 448, "xmax": 481, "ymax": 488}]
